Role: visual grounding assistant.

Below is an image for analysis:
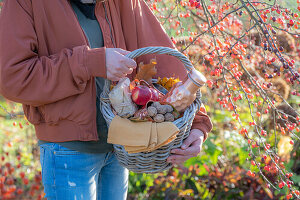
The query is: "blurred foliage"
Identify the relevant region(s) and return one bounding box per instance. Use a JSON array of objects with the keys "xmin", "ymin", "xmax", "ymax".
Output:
[
  {"xmin": 0, "ymin": 0, "xmax": 300, "ymax": 200},
  {"xmin": 127, "ymin": 106, "xmax": 300, "ymax": 200},
  {"xmin": 0, "ymin": 98, "xmax": 299, "ymax": 199}
]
